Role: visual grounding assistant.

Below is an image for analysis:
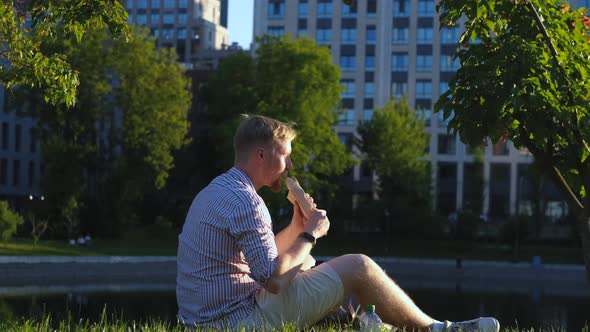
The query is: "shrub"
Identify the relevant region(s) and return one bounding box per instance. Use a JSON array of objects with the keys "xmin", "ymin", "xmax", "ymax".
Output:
[
  {"xmin": 453, "ymin": 211, "xmax": 481, "ymax": 241},
  {"xmin": 0, "ymin": 201, "xmax": 24, "ymax": 241}
]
